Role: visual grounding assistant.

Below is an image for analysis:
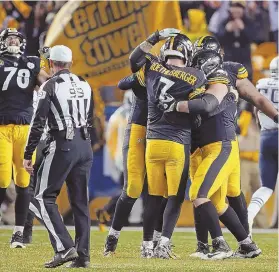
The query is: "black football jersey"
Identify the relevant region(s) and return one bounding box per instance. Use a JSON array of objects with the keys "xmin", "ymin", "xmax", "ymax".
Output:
[
  {"xmin": 223, "ymin": 61, "xmax": 248, "ymax": 88},
  {"xmin": 138, "ymin": 54, "xmax": 207, "ymax": 145},
  {"xmin": 118, "ymin": 74, "xmax": 148, "ymax": 127},
  {"xmin": 0, "ymin": 54, "xmax": 41, "ymax": 125},
  {"xmin": 191, "ymin": 68, "xmax": 237, "ymax": 148}
]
